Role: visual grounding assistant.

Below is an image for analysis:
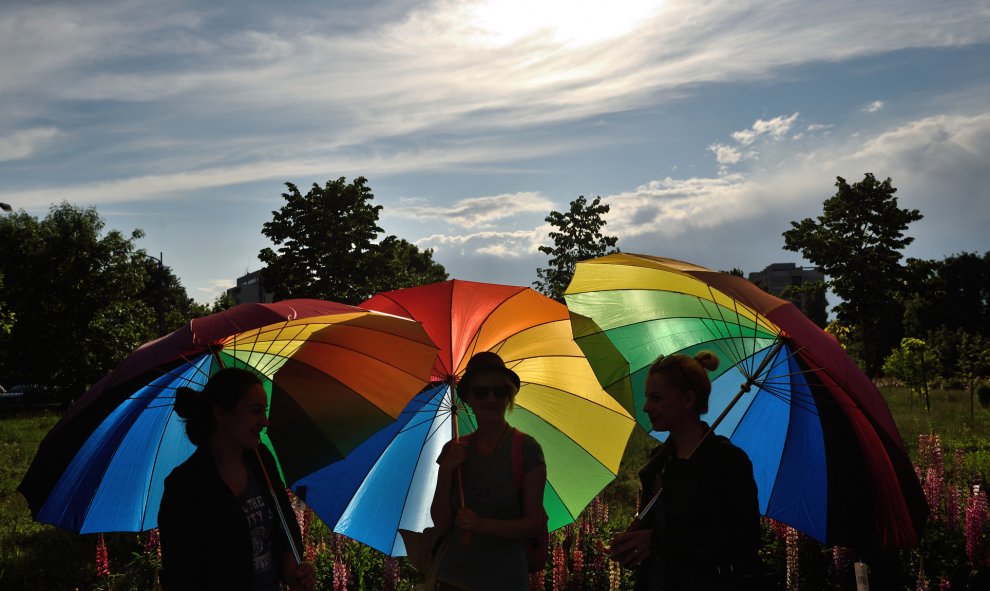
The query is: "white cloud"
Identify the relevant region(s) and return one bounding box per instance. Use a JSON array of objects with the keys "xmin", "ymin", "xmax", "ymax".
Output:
[
  {"xmin": 864, "ymin": 100, "xmax": 885, "ymax": 113},
  {"xmin": 730, "ymin": 113, "xmax": 800, "ymax": 146},
  {"xmin": 390, "ymin": 192, "xmax": 553, "ymax": 228},
  {"xmin": 708, "ymin": 143, "xmax": 744, "ymax": 165},
  {"xmin": 604, "ymin": 110, "xmax": 990, "ymax": 256},
  {"xmin": 195, "ymin": 278, "xmax": 236, "ymax": 297},
  {"xmin": 416, "ymin": 228, "xmax": 547, "ymax": 258},
  {"xmin": 0, "ymin": 127, "xmax": 58, "ymax": 161}
]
